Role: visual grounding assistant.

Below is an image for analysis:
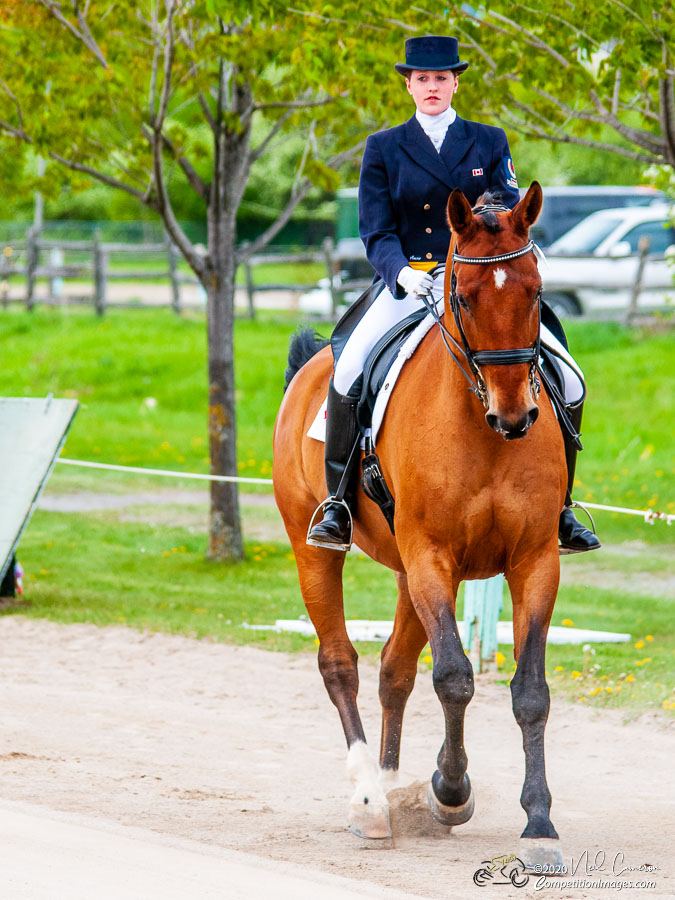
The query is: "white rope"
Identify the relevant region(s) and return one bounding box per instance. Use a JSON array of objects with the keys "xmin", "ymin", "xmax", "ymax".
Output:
[
  {"xmin": 581, "ymin": 501, "xmax": 673, "ymax": 526},
  {"xmin": 56, "ymin": 457, "xmax": 274, "ymax": 485},
  {"xmin": 55, "ymin": 457, "xmax": 673, "ymax": 523}
]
